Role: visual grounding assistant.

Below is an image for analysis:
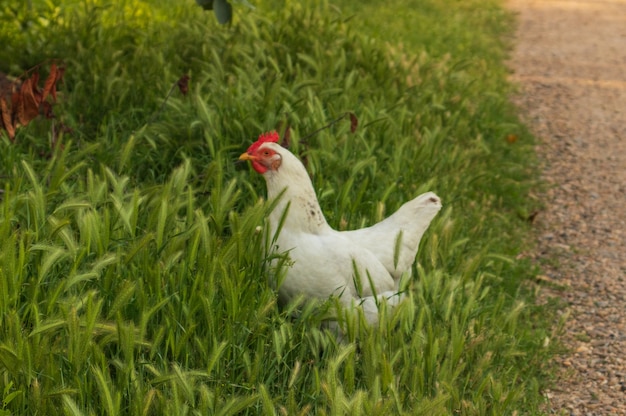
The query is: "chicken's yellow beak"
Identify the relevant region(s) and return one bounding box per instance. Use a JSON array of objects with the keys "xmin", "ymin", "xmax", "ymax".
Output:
[{"xmin": 239, "ymin": 152, "xmax": 256, "ymax": 161}]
